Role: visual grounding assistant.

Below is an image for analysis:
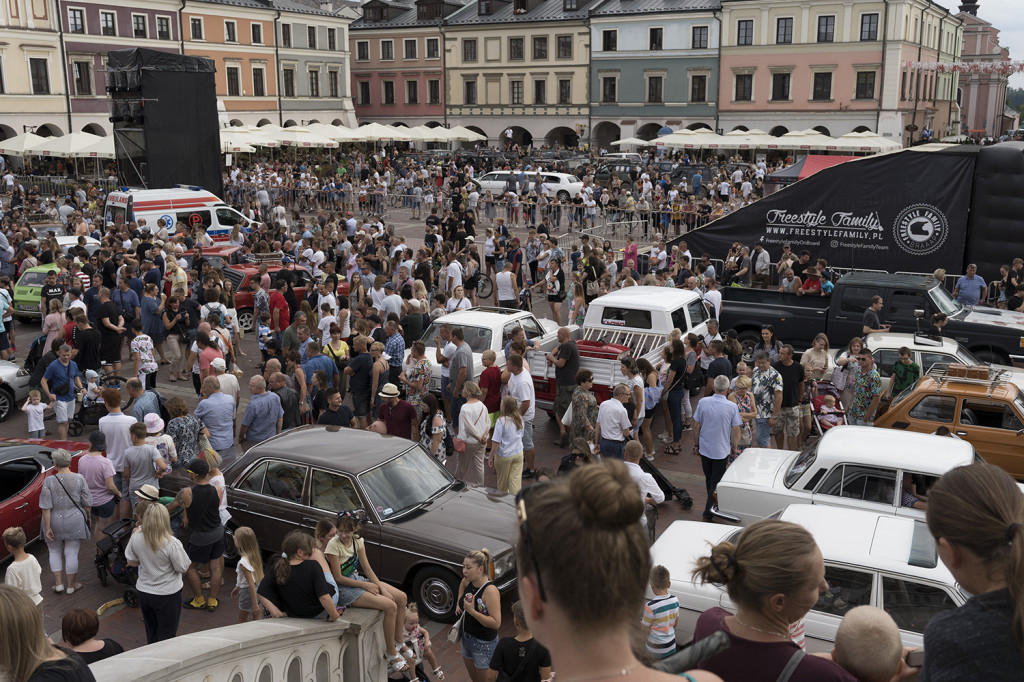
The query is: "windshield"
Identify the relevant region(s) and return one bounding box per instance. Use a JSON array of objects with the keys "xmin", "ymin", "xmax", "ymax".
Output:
[
  {"xmin": 420, "ymin": 321, "xmax": 493, "ymax": 354},
  {"xmin": 784, "ymin": 441, "xmax": 818, "ymax": 488},
  {"xmin": 929, "ymin": 286, "xmax": 963, "ymax": 316},
  {"xmin": 18, "ymin": 271, "xmax": 48, "ymax": 288},
  {"xmin": 358, "ymin": 445, "xmax": 454, "ymax": 520}
]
